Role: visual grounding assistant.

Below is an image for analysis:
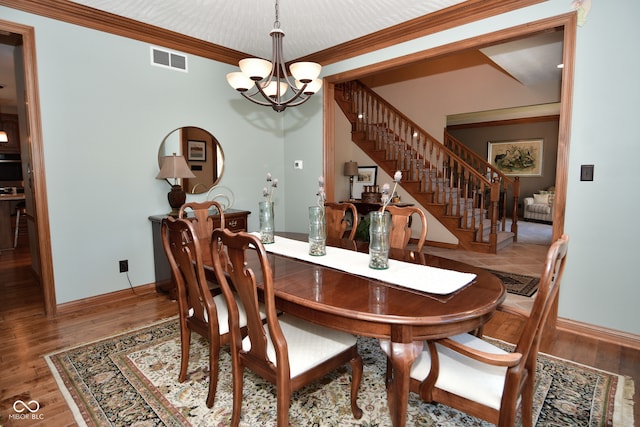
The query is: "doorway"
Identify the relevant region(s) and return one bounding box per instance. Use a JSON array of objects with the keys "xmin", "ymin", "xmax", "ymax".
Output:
[
  {"xmin": 0, "ymin": 19, "xmax": 55, "ymax": 316},
  {"xmin": 323, "ymin": 14, "xmax": 575, "ymax": 326},
  {"xmin": 324, "ymin": 14, "xmax": 573, "ymax": 246}
]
